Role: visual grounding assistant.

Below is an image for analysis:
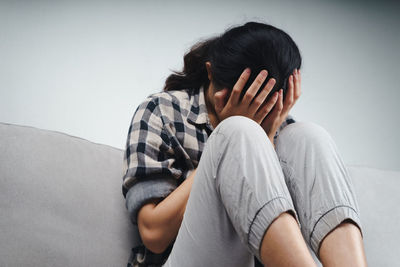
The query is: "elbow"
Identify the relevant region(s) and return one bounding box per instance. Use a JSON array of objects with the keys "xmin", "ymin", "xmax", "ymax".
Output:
[
  {"xmin": 137, "ymin": 198, "xmax": 171, "ymax": 254},
  {"xmin": 140, "ymin": 227, "xmax": 170, "ymax": 254}
]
